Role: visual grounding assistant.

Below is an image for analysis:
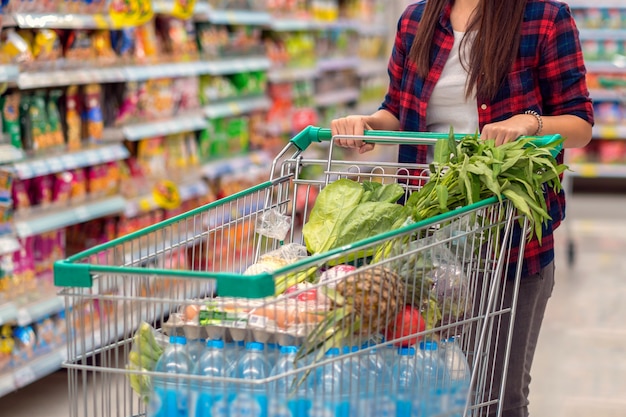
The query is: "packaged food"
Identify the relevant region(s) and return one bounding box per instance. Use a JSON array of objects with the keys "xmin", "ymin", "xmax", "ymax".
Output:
[
  {"xmin": 70, "ymin": 168, "xmax": 88, "ymax": 202},
  {"xmin": 110, "ymin": 28, "xmax": 135, "ymax": 60},
  {"xmin": 12, "ymin": 325, "xmax": 37, "ymax": 365},
  {"xmin": 1, "ymin": 92, "xmax": 22, "ymax": 149},
  {"xmin": 82, "ymin": 84, "xmax": 104, "ymax": 141},
  {"xmin": 47, "ymin": 89, "xmax": 65, "ymax": 147},
  {"xmin": 115, "ymin": 81, "xmax": 141, "ymax": 126},
  {"xmin": 11, "ymin": 178, "xmax": 31, "ymax": 212},
  {"xmin": 134, "ymin": 23, "xmax": 160, "ymax": 62},
  {"xmin": 31, "ymin": 29, "xmax": 62, "ymax": 62},
  {"xmin": 1, "ymin": 29, "xmax": 33, "ymax": 64},
  {"xmin": 31, "ymin": 174, "xmax": 53, "ymax": 207},
  {"xmin": 52, "ymin": 171, "xmax": 74, "ymax": 204},
  {"xmin": 65, "ymin": 85, "xmax": 83, "ymax": 150},
  {"xmin": 30, "ymin": 91, "xmax": 50, "ymax": 150},
  {"xmin": 0, "ymin": 325, "xmax": 14, "ymax": 372},
  {"xmin": 64, "ymin": 30, "xmax": 96, "ymax": 62},
  {"xmin": 92, "ymin": 30, "xmax": 117, "ymax": 63}
]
